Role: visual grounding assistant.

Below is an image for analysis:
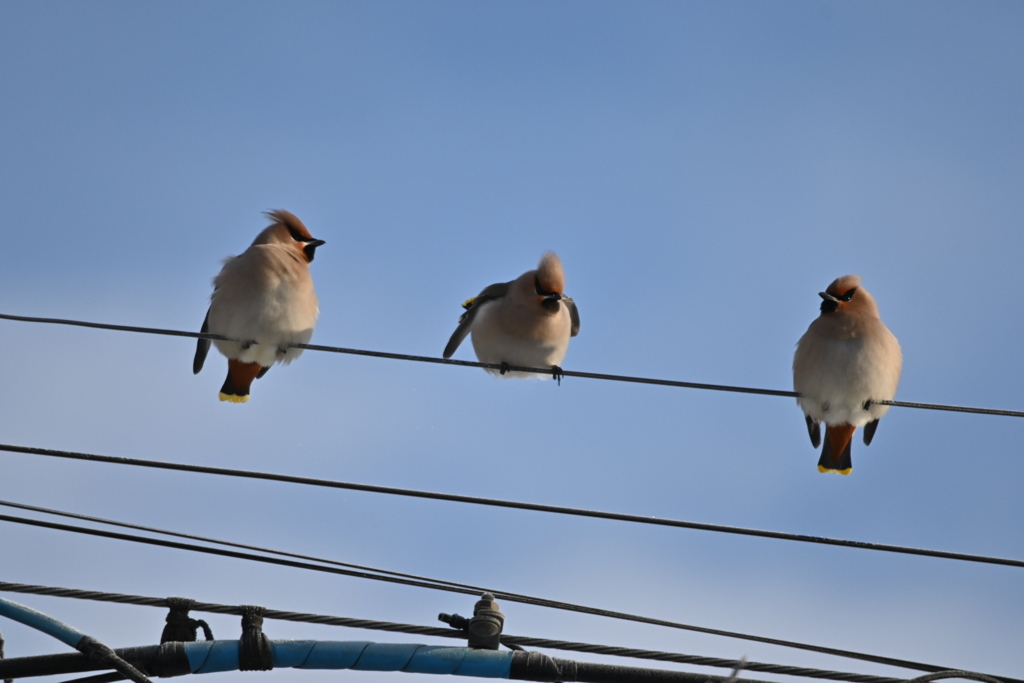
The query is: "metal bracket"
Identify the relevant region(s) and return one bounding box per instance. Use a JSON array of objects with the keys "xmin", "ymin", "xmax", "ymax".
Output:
[{"xmin": 438, "ymin": 593, "xmax": 505, "ymax": 650}]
